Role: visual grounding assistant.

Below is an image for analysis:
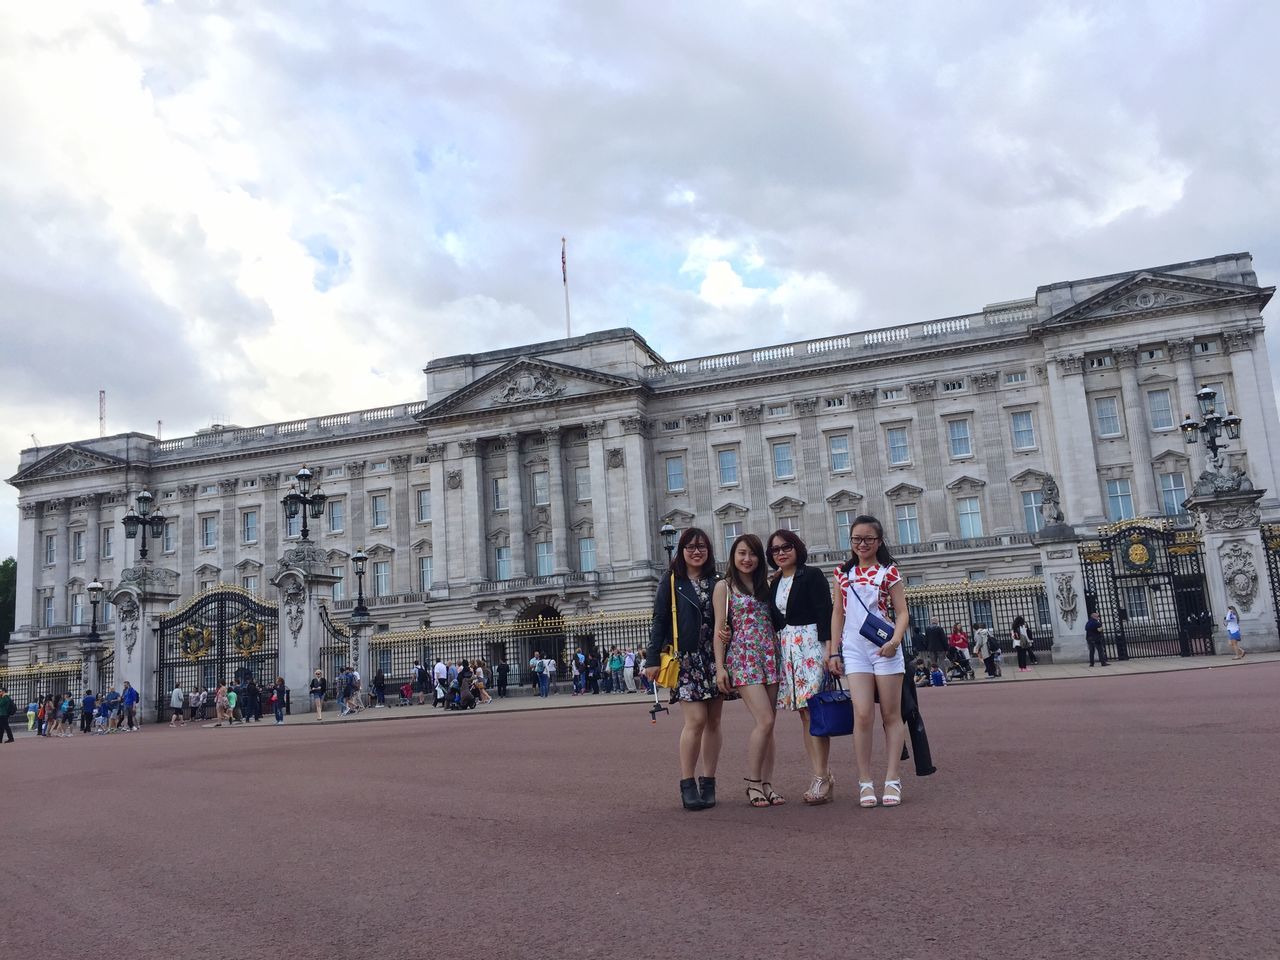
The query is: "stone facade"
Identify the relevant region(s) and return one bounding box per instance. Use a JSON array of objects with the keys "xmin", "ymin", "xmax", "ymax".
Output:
[{"xmin": 6, "ymin": 251, "xmax": 1279, "ymax": 668}]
